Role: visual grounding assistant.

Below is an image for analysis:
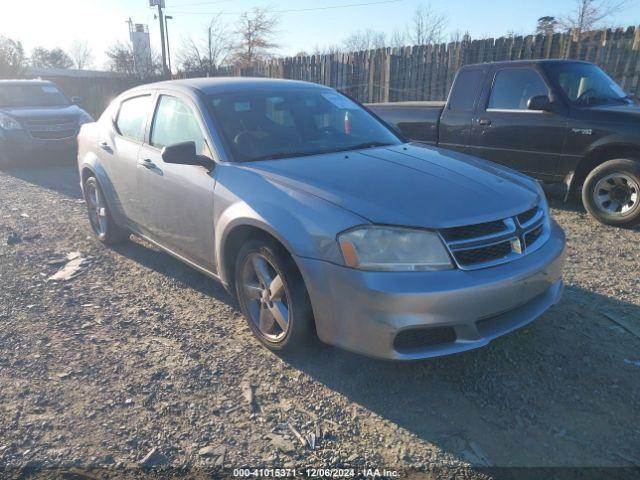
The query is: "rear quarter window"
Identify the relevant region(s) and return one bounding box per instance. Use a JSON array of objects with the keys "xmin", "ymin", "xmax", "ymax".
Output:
[
  {"xmin": 448, "ymin": 69, "xmax": 484, "ymax": 111},
  {"xmin": 115, "ymin": 95, "xmax": 151, "ymax": 142}
]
